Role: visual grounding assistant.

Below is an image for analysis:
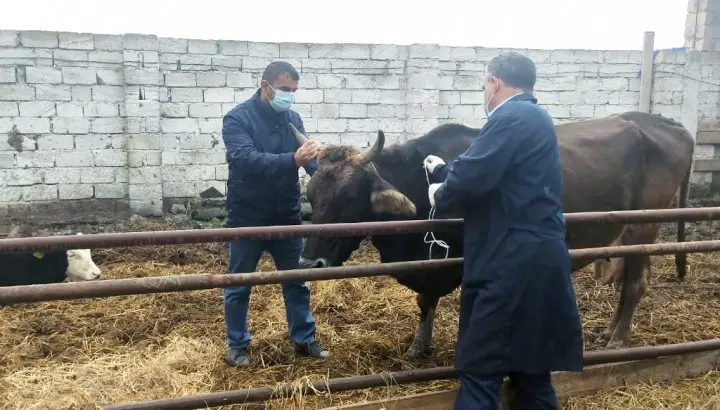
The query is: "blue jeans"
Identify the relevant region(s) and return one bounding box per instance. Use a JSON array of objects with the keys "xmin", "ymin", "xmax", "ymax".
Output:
[
  {"xmin": 453, "ymin": 371, "xmax": 559, "ymax": 410},
  {"xmin": 223, "ymin": 237, "xmax": 317, "ymax": 349}
]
